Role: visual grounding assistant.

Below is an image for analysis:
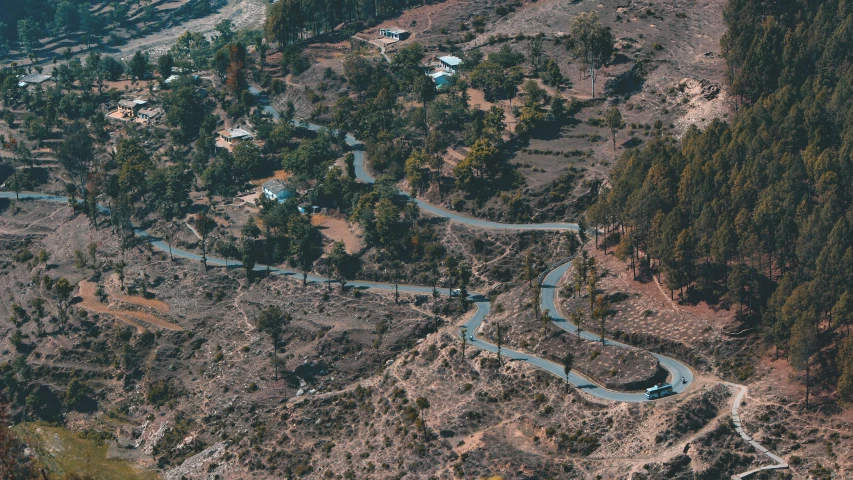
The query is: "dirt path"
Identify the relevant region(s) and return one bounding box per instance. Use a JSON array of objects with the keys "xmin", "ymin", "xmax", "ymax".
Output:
[
  {"xmin": 77, "ymin": 281, "xmax": 183, "ymax": 332},
  {"xmin": 0, "ymin": 203, "xmax": 69, "ymax": 235},
  {"xmin": 107, "ymin": 276, "xmax": 170, "ymax": 313},
  {"xmin": 182, "ymin": 216, "xmax": 203, "ymax": 241},
  {"xmin": 727, "ymin": 383, "xmax": 789, "ymax": 478},
  {"xmin": 351, "ymin": 35, "xmax": 390, "ymax": 63},
  {"xmin": 444, "ymin": 148, "xmax": 466, "ymax": 167}
]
